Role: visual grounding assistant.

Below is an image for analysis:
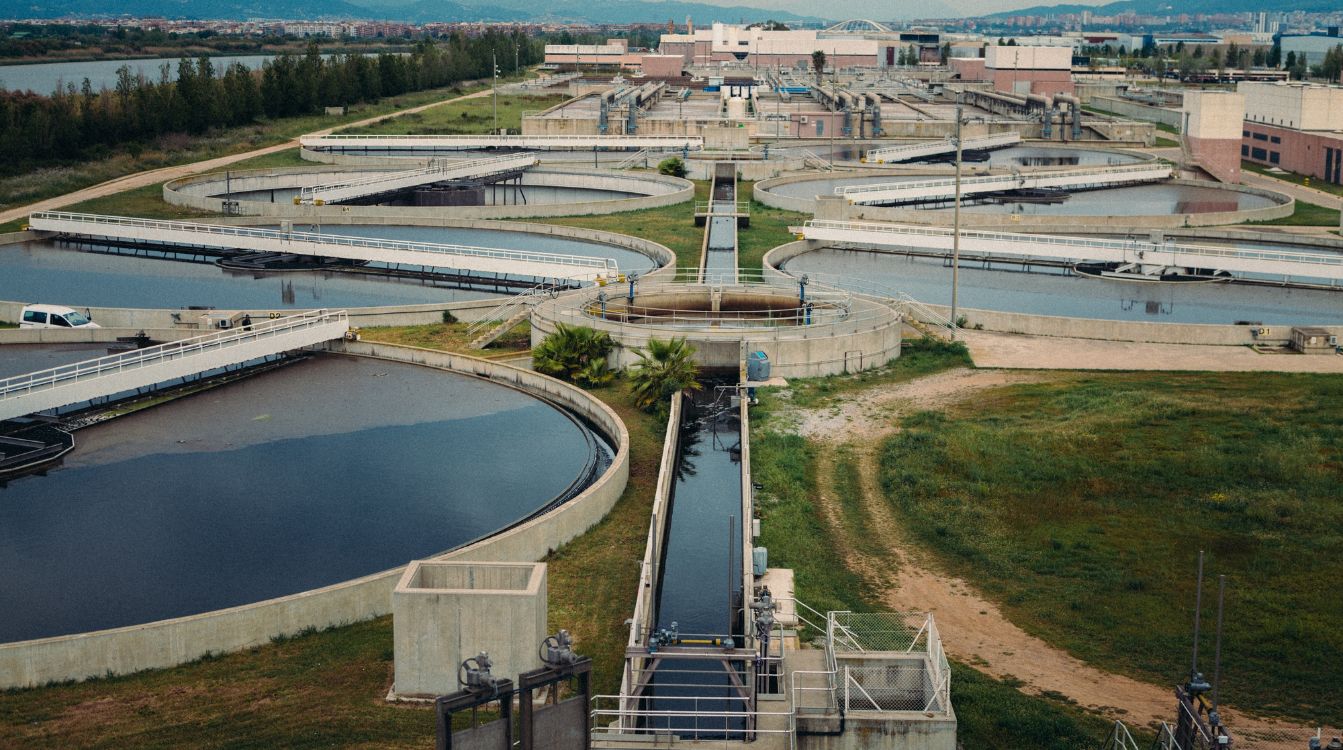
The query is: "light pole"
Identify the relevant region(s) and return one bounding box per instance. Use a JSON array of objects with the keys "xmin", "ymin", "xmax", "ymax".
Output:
[
  {"xmin": 951, "ymin": 104, "xmax": 963, "ymax": 338},
  {"xmin": 492, "ymin": 49, "xmax": 499, "ymax": 135}
]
